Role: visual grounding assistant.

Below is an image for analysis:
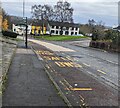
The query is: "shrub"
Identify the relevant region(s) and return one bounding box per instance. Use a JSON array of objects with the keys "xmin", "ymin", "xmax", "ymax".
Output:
[{"xmin": 2, "ymin": 30, "xmax": 18, "ymax": 38}]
